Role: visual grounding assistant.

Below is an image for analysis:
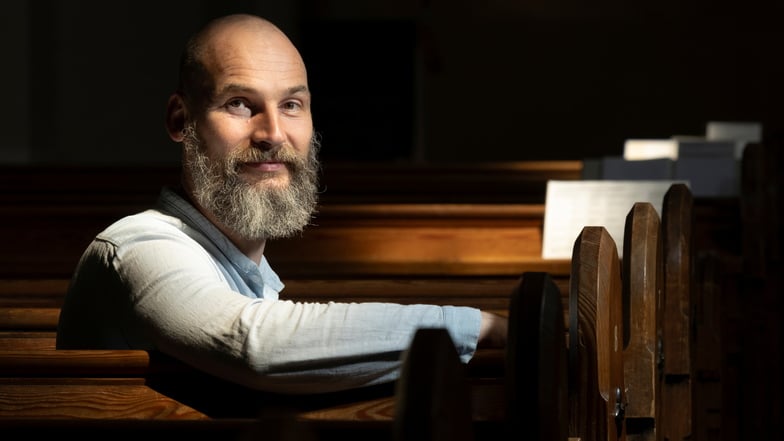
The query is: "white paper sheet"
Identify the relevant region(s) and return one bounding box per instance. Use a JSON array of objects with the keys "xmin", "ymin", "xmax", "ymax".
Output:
[{"xmin": 542, "ymin": 180, "xmax": 687, "ymax": 259}]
